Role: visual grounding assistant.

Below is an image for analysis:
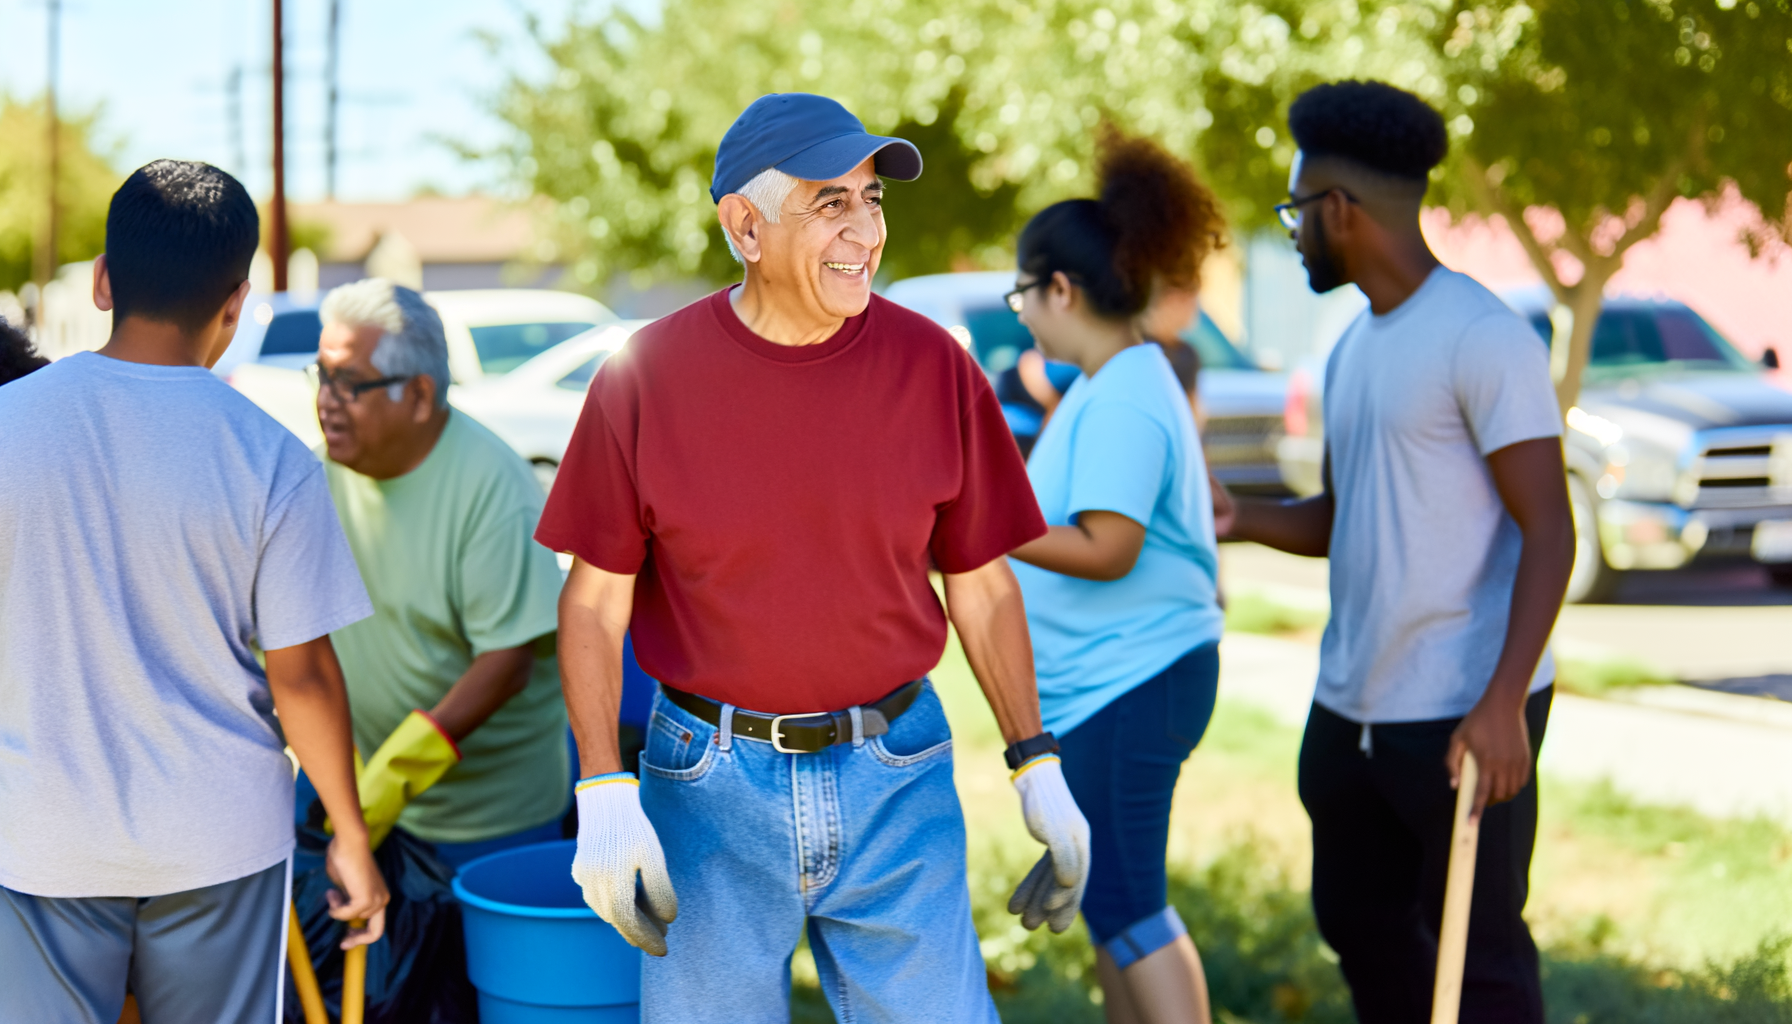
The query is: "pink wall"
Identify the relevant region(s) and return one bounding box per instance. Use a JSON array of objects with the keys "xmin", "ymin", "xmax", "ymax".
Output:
[{"xmin": 1422, "ymin": 193, "xmax": 1792, "ymax": 361}]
